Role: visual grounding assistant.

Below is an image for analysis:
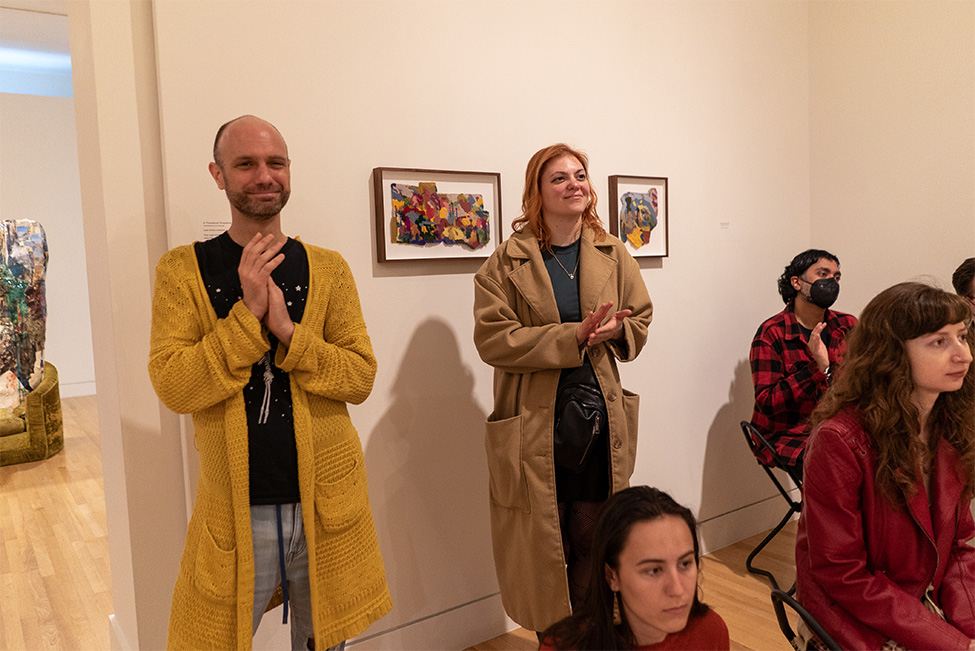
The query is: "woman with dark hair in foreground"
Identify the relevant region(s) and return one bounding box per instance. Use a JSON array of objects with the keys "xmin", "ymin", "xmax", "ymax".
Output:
[
  {"xmin": 796, "ymin": 282, "xmax": 975, "ymax": 650},
  {"xmin": 540, "ymin": 486, "xmax": 729, "ymax": 650}
]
